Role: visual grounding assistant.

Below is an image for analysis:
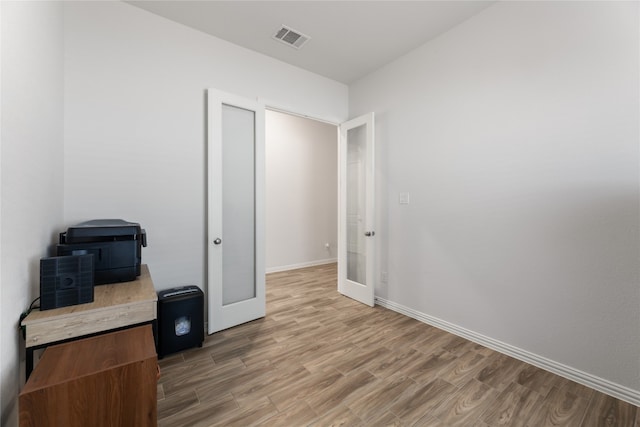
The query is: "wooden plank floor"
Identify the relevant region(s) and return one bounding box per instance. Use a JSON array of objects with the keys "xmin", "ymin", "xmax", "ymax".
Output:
[{"xmin": 157, "ymin": 263, "xmax": 638, "ymax": 426}]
